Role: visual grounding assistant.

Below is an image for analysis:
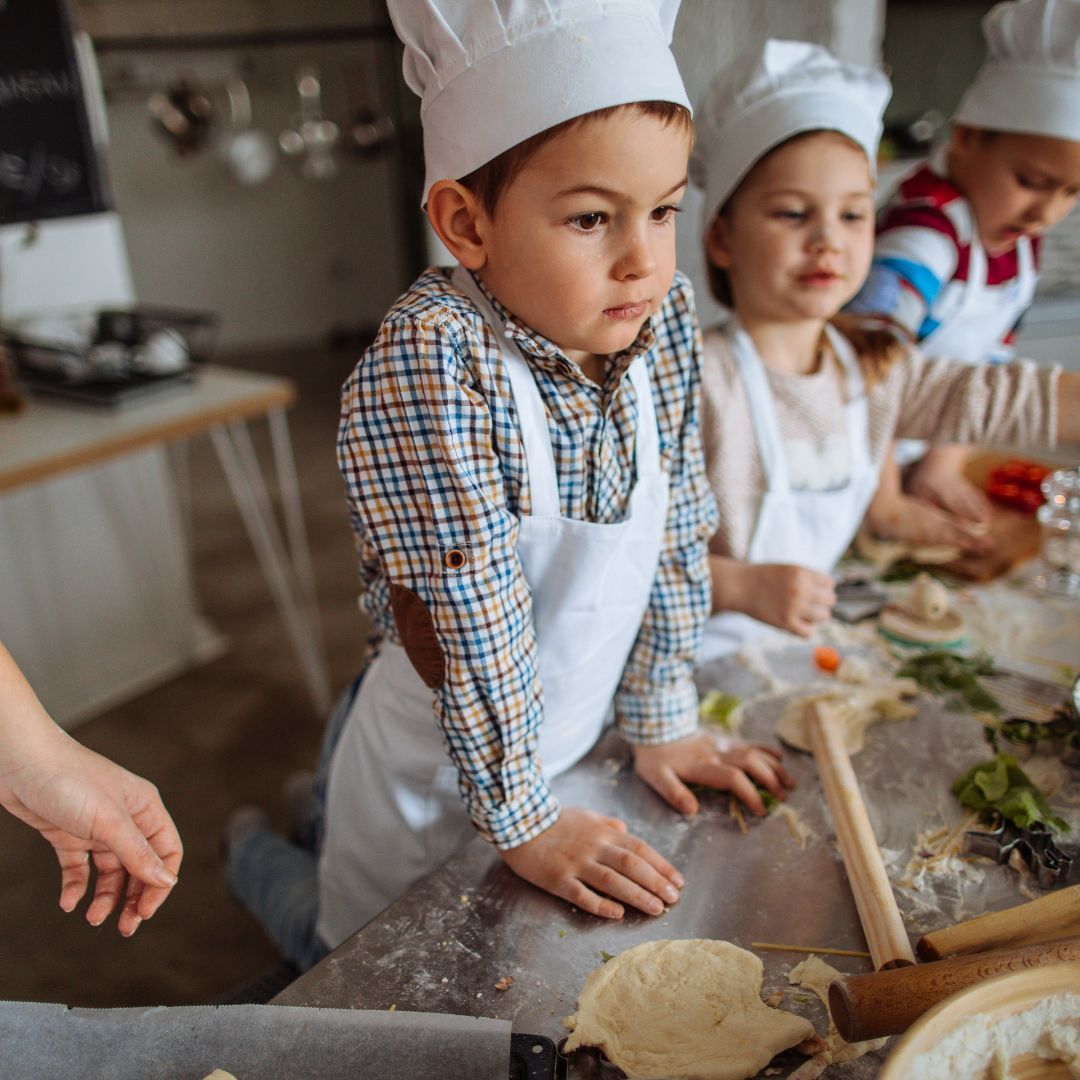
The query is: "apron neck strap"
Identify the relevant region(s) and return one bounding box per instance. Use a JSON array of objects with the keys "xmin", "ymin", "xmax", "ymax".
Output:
[
  {"xmin": 731, "ymin": 320, "xmax": 790, "ymax": 492},
  {"xmin": 451, "ymin": 265, "xmax": 561, "ymax": 515},
  {"xmin": 450, "ymin": 265, "xmax": 659, "ymax": 517}
]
